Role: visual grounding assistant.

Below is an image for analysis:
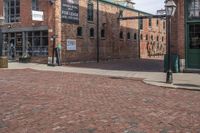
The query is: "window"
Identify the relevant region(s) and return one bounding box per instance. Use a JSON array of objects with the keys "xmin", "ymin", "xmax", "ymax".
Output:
[
  {"xmin": 139, "ymin": 19, "xmax": 143, "ymax": 30},
  {"xmin": 156, "ymin": 19, "xmax": 159, "ymax": 27},
  {"xmin": 151, "ymin": 35, "xmax": 154, "ymax": 41},
  {"xmin": 146, "ymin": 34, "xmax": 148, "ymax": 41},
  {"xmin": 120, "ymin": 31, "xmax": 123, "ymax": 39},
  {"xmin": 101, "ymin": 29, "xmax": 105, "ymax": 38},
  {"xmin": 77, "ymin": 27, "xmax": 83, "ymax": 37},
  {"xmin": 157, "ymin": 36, "xmax": 159, "ymax": 41},
  {"xmin": 140, "ymin": 34, "xmax": 143, "ymax": 40},
  {"xmin": 188, "ymin": 0, "xmax": 200, "ymax": 19},
  {"xmin": 32, "ymin": 0, "xmax": 39, "ymax": 10},
  {"xmin": 162, "ymin": 36, "xmax": 164, "ymax": 42},
  {"xmin": 134, "ymin": 33, "xmax": 137, "ymax": 40},
  {"xmin": 149, "ymin": 18, "xmax": 152, "ymax": 27},
  {"xmin": 163, "ymin": 21, "xmax": 166, "ymax": 29},
  {"xmin": 4, "ymin": 0, "xmax": 20, "ymax": 23},
  {"xmin": 90, "ymin": 28, "xmax": 94, "ymax": 37},
  {"xmin": 127, "ymin": 32, "xmax": 131, "ymax": 40},
  {"xmin": 87, "ymin": 0, "xmax": 94, "ymax": 21},
  {"xmin": 27, "ymin": 31, "xmax": 48, "ymax": 56}
]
